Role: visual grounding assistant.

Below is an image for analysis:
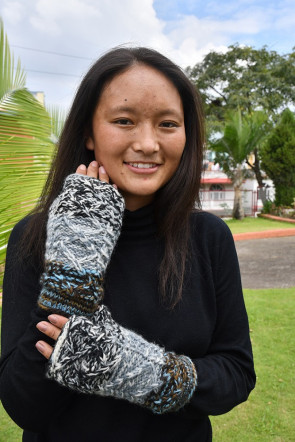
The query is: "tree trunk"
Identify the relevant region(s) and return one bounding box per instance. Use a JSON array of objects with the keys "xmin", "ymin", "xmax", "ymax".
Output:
[
  {"xmin": 247, "ymin": 148, "xmax": 264, "ymax": 188},
  {"xmin": 232, "ymin": 168, "xmax": 244, "ymax": 220}
]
